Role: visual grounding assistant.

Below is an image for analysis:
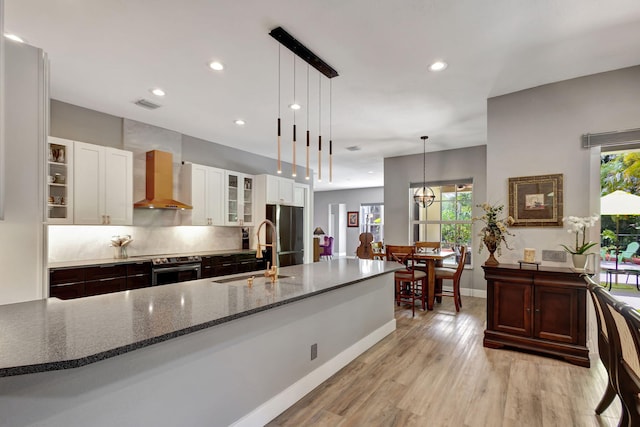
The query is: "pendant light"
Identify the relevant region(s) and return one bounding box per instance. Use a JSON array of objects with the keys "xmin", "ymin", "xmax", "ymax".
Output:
[
  {"xmin": 318, "ymin": 75, "xmax": 322, "ymax": 182},
  {"xmin": 268, "ymin": 27, "xmax": 339, "ymax": 181},
  {"xmin": 291, "ymin": 56, "xmax": 297, "ymax": 177},
  {"xmin": 306, "ymin": 64, "xmax": 310, "ymax": 180},
  {"xmin": 414, "ymin": 136, "xmax": 435, "ymax": 207},
  {"xmin": 277, "ymin": 45, "xmax": 282, "ymax": 174}
]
